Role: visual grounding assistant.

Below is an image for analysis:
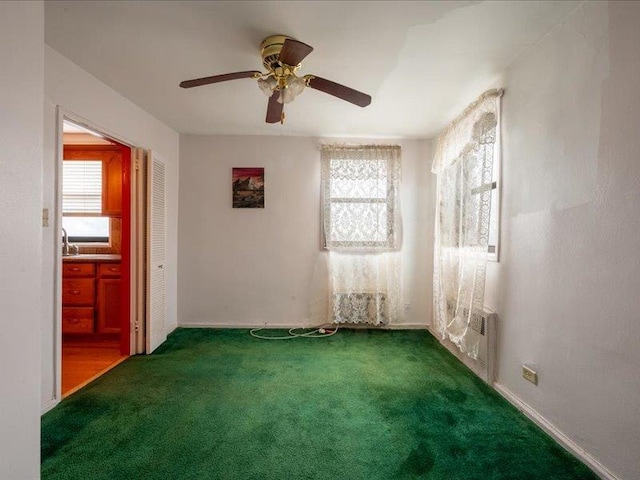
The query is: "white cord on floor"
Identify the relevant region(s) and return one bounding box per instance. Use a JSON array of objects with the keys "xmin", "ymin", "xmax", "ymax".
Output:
[{"xmin": 249, "ymin": 324, "xmax": 339, "ymax": 340}]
